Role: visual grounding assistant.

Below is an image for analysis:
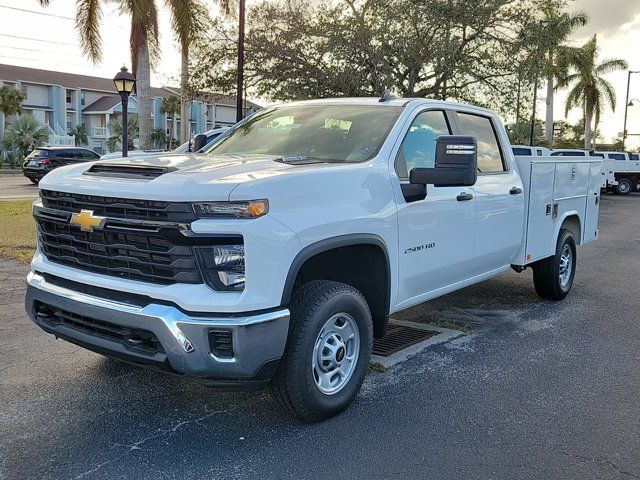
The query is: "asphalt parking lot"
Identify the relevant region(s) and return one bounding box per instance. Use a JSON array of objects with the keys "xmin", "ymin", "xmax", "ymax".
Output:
[
  {"xmin": 1, "ymin": 194, "xmax": 639, "ymax": 480},
  {"xmin": 0, "ymin": 174, "xmax": 39, "ymax": 200}
]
